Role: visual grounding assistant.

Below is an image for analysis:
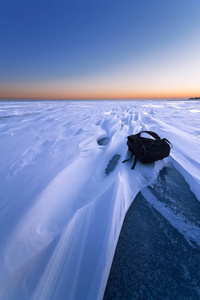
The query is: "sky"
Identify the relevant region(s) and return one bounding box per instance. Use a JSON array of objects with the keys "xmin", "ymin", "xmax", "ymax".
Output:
[{"xmin": 0, "ymin": 0, "xmax": 200, "ymax": 99}]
